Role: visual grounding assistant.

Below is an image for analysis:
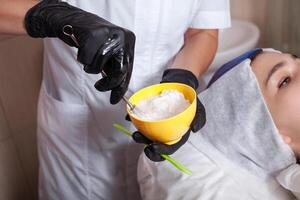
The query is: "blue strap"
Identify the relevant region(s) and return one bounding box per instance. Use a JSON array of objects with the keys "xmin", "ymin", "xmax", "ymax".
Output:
[{"xmin": 206, "ymin": 48, "xmax": 263, "ymax": 88}]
